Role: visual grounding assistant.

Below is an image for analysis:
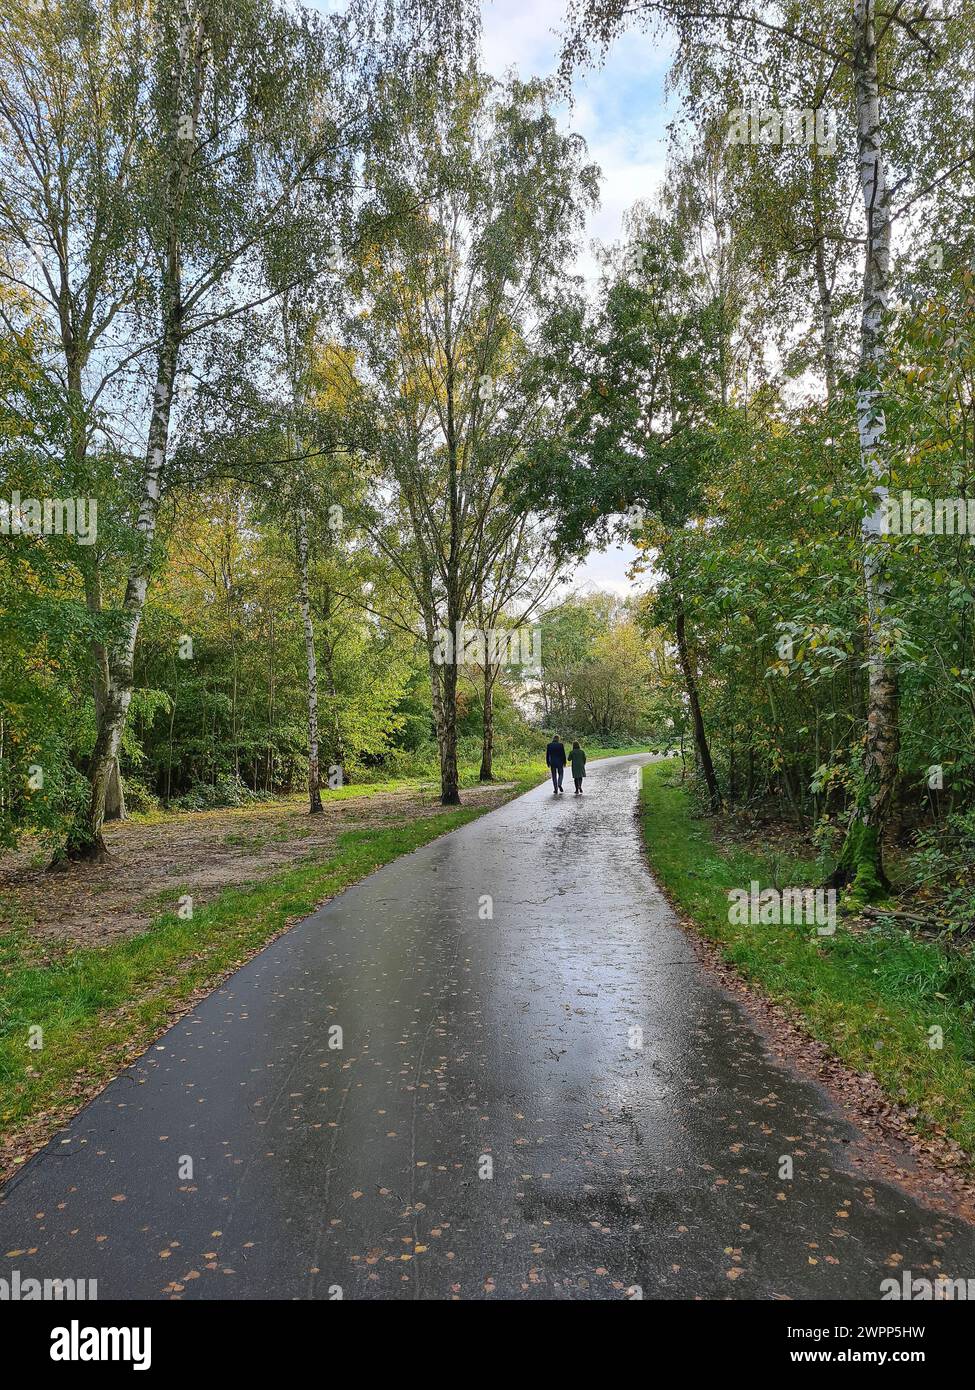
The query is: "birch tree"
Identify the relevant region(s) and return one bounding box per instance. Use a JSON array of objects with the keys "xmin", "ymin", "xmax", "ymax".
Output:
[
  {"xmin": 67, "ymin": 0, "xmax": 298, "ymax": 857},
  {"xmin": 343, "ymin": 71, "xmax": 597, "ymax": 803},
  {"xmin": 65, "ymin": 0, "xmax": 468, "ymax": 857},
  {"xmin": 278, "ymin": 284, "xmax": 330, "ymax": 817},
  {"xmin": 0, "ymin": 0, "xmax": 151, "ymax": 825},
  {"xmin": 561, "ymin": 0, "xmax": 975, "ymax": 898}
]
